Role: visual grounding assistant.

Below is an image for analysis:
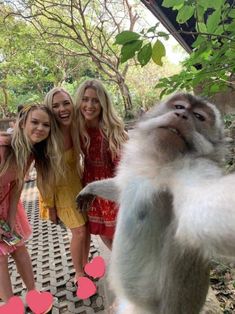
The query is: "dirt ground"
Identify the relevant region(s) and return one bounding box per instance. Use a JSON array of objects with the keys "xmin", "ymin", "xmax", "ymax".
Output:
[{"xmin": 210, "ymin": 259, "xmax": 235, "ymax": 313}]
